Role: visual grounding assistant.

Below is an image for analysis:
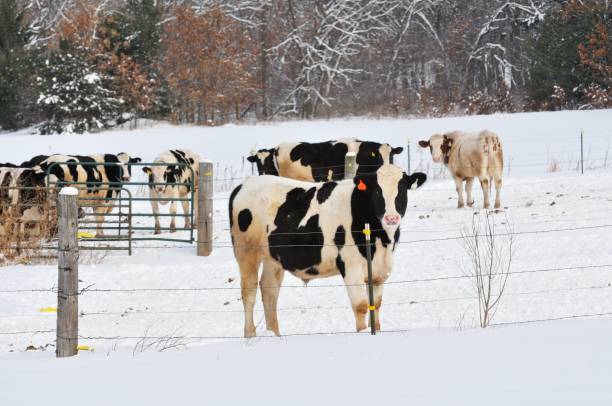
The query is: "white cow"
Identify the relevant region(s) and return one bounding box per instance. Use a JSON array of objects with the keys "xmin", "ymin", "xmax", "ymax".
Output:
[
  {"xmin": 419, "ymin": 130, "xmax": 504, "ymax": 209},
  {"xmin": 229, "ymin": 164, "xmax": 427, "ymax": 337},
  {"xmin": 143, "ymin": 149, "xmax": 200, "ymax": 234}
]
